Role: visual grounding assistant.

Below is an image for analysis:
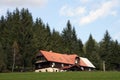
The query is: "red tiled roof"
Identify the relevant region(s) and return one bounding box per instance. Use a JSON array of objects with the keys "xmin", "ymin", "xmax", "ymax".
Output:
[{"xmin": 40, "ymin": 50, "xmax": 78, "ymax": 64}]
